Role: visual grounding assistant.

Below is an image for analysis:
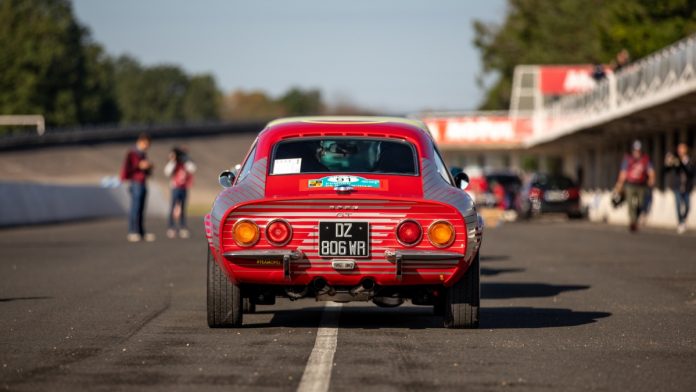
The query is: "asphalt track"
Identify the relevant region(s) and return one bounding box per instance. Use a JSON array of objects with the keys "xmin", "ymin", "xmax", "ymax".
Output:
[{"xmin": 1, "ymin": 217, "xmax": 696, "ymax": 391}]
